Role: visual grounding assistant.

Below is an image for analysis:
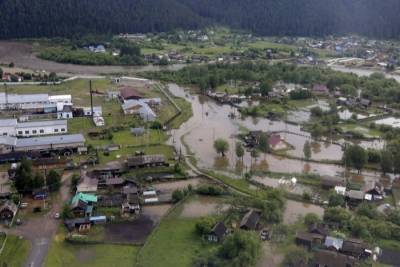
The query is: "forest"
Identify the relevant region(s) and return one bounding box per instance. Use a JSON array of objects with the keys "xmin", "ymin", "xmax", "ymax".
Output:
[{"xmin": 0, "ymin": 0, "xmax": 400, "ymax": 39}]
